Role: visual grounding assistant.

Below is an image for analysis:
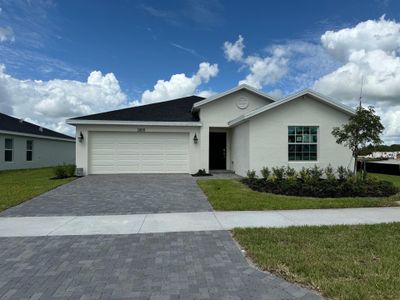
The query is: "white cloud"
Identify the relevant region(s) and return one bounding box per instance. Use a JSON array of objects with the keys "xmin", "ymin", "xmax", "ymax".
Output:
[
  {"xmin": 170, "ymin": 42, "xmax": 204, "ymax": 59},
  {"xmin": 315, "ymin": 16, "xmax": 400, "ymax": 103},
  {"xmin": 314, "ymin": 49, "xmax": 400, "ymax": 102},
  {"xmin": 138, "ymin": 62, "xmax": 219, "ymax": 105},
  {"xmin": 377, "ymin": 104, "xmax": 400, "ymax": 144},
  {"xmin": 266, "ymin": 89, "xmax": 283, "ymax": 99},
  {"xmin": 321, "ymin": 15, "xmax": 400, "ymax": 61},
  {"xmin": 0, "ymin": 65, "xmax": 127, "ymax": 136},
  {"xmin": 314, "ymin": 16, "xmax": 400, "ymax": 144},
  {"xmin": 0, "ymin": 26, "xmax": 14, "ymax": 42},
  {"xmin": 0, "ymin": 62, "xmax": 219, "ymax": 136},
  {"xmin": 223, "ymin": 35, "xmax": 289, "ymax": 89},
  {"xmin": 223, "ymin": 34, "xmax": 244, "ymax": 62},
  {"xmin": 239, "ymin": 47, "xmax": 289, "ymax": 89},
  {"xmin": 197, "ymin": 90, "xmax": 216, "ymax": 98}
]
